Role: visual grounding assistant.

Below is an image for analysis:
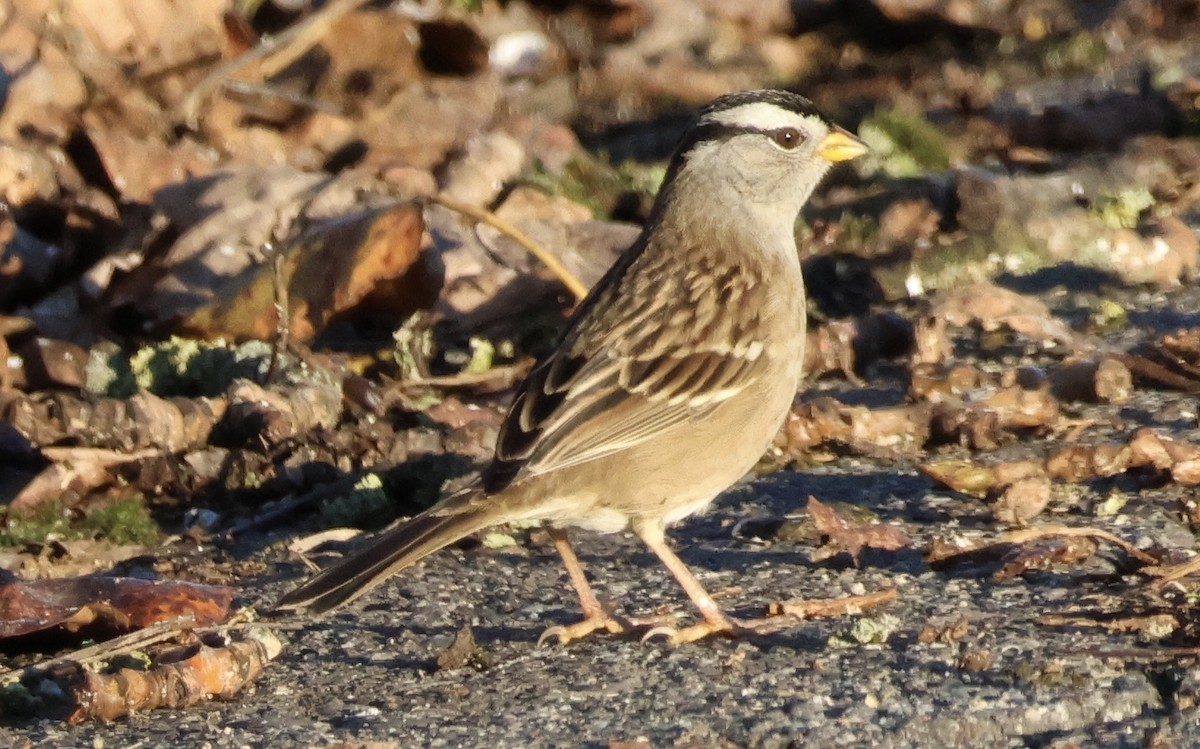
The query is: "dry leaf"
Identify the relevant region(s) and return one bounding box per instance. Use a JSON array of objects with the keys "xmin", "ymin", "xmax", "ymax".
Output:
[
  {"xmin": 9, "ymin": 447, "xmax": 159, "ymax": 514},
  {"xmin": 435, "ymin": 625, "xmax": 489, "ymax": 672},
  {"xmin": 806, "ymin": 497, "xmax": 910, "ymax": 566},
  {"xmin": 0, "ymin": 576, "xmax": 233, "ymax": 640},
  {"xmin": 991, "ymin": 476, "xmax": 1052, "ymax": 526},
  {"xmin": 932, "ymin": 281, "xmax": 1077, "ymax": 347},
  {"xmin": 993, "ymin": 534, "xmax": 1096, "ymax": 580},
  {"xmin": 180, "ymin": 202, "xmax": 430, "ymax": 341},
  {"xmin": 26, "ymin": 628, "xmax": 281, "ymax": 723}
]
